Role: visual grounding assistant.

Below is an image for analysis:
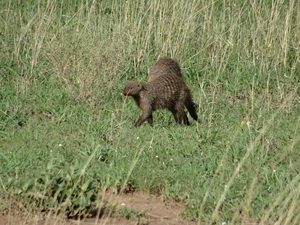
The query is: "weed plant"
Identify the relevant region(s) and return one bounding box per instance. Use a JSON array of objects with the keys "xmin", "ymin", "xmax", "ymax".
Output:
[{"xmin": 0, "ymin": 0, "xmax": 300, "ymax": 223}]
